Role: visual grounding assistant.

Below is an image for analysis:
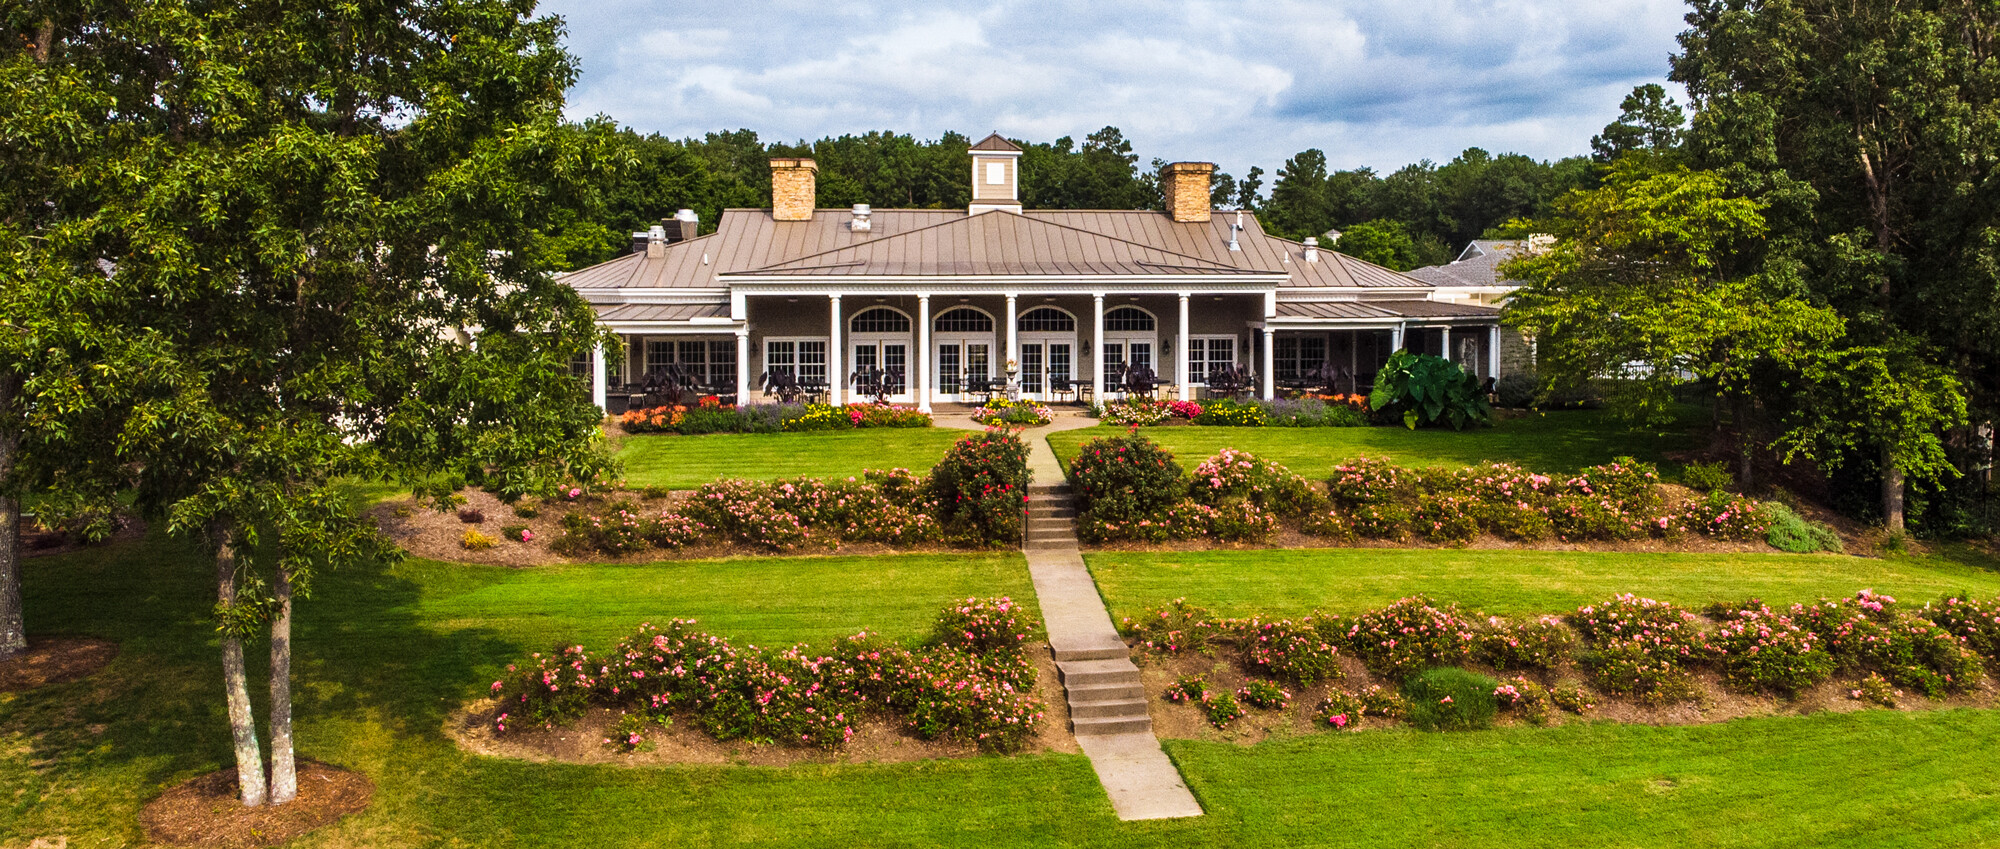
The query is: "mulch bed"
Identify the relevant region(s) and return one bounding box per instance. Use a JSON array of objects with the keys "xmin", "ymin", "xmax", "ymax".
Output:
[
  {"xmin": 0, "ymin": 636, "xmax": 119, "ymax": 692},
  {"xmin": 140, "ymin": 760, "xmax": 374, "ymax": 848},
  {"xmin": 452, "ymin": 649, "xmax": 1079, "ymax": 766},
  {"xmin": 1135, "ymin": 646, "xmax": 2000, "ymax": 746}
]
